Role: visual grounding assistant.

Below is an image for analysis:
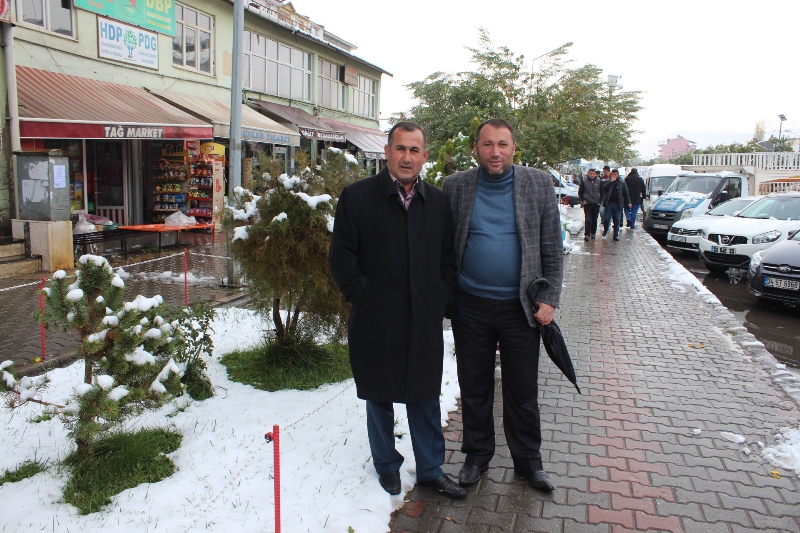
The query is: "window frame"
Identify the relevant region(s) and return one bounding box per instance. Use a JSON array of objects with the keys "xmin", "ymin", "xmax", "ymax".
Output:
[
  {"xmin": 15, "ymin": 0, "xmax": 76, "ymax": 39},
  {"xmin": 173, "ymin": 2, "xmax": 215, "ymax": 75},
  {"xmin": 318, "ymin": 58, "xmax": 345, "ymax": 111},
  {"xmin": 352, "ymin": 74, "xmax": 377, "ymax": 119},
  {"xmin": 243, "ymin": 29, "xmax": 311, "ymax": 102}
]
